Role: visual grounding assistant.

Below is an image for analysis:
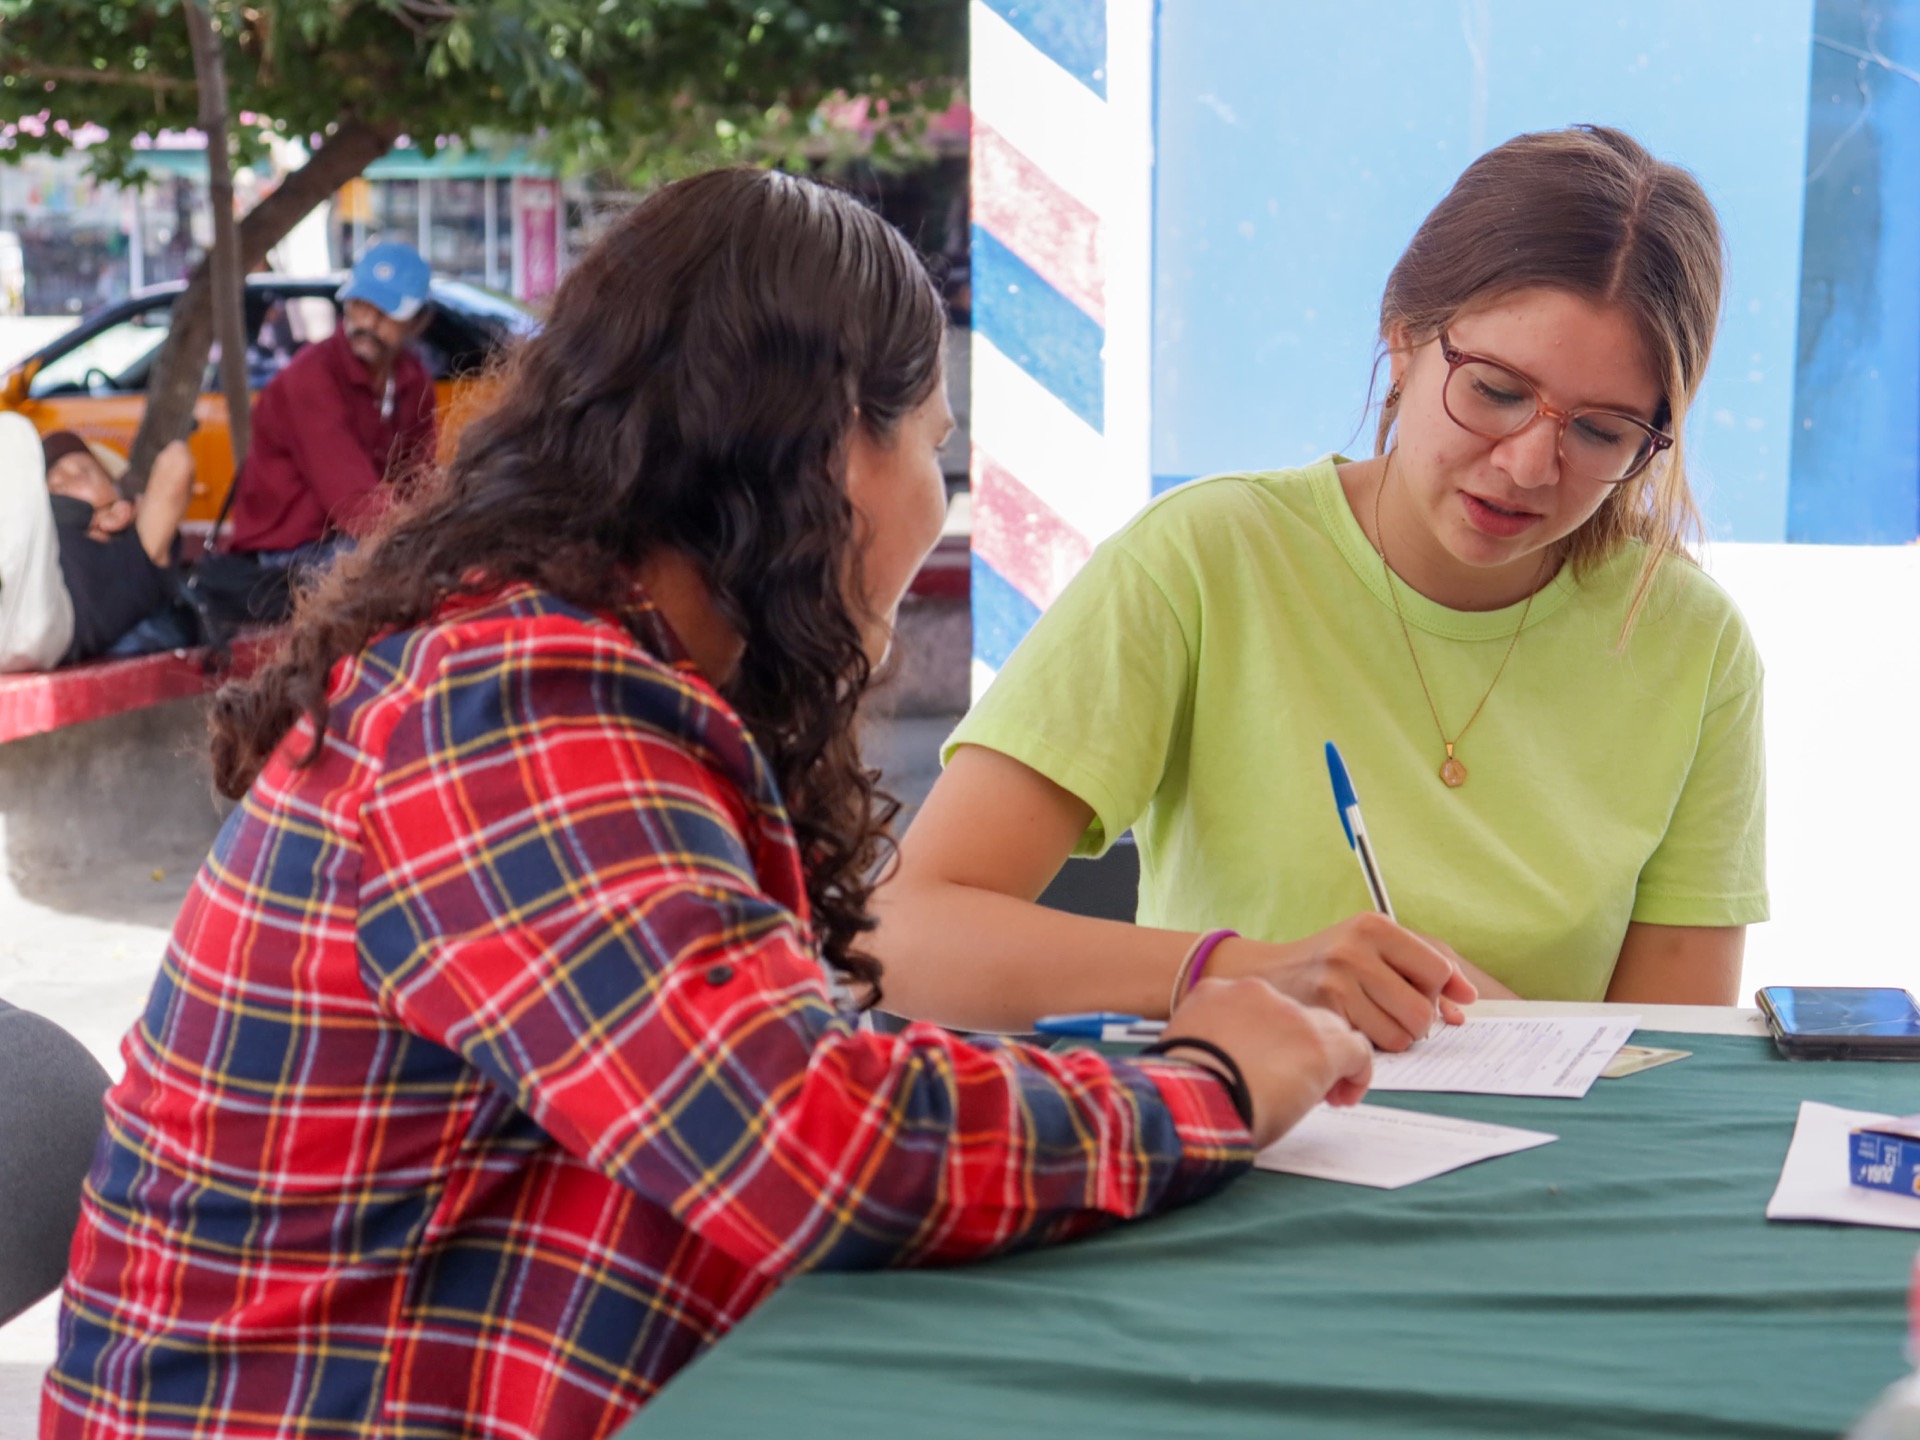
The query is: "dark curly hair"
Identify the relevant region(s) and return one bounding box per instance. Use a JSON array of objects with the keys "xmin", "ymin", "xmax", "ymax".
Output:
[{"xmin": 209, "ymin": 167, "xmax": 948, "ymax": 998}]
